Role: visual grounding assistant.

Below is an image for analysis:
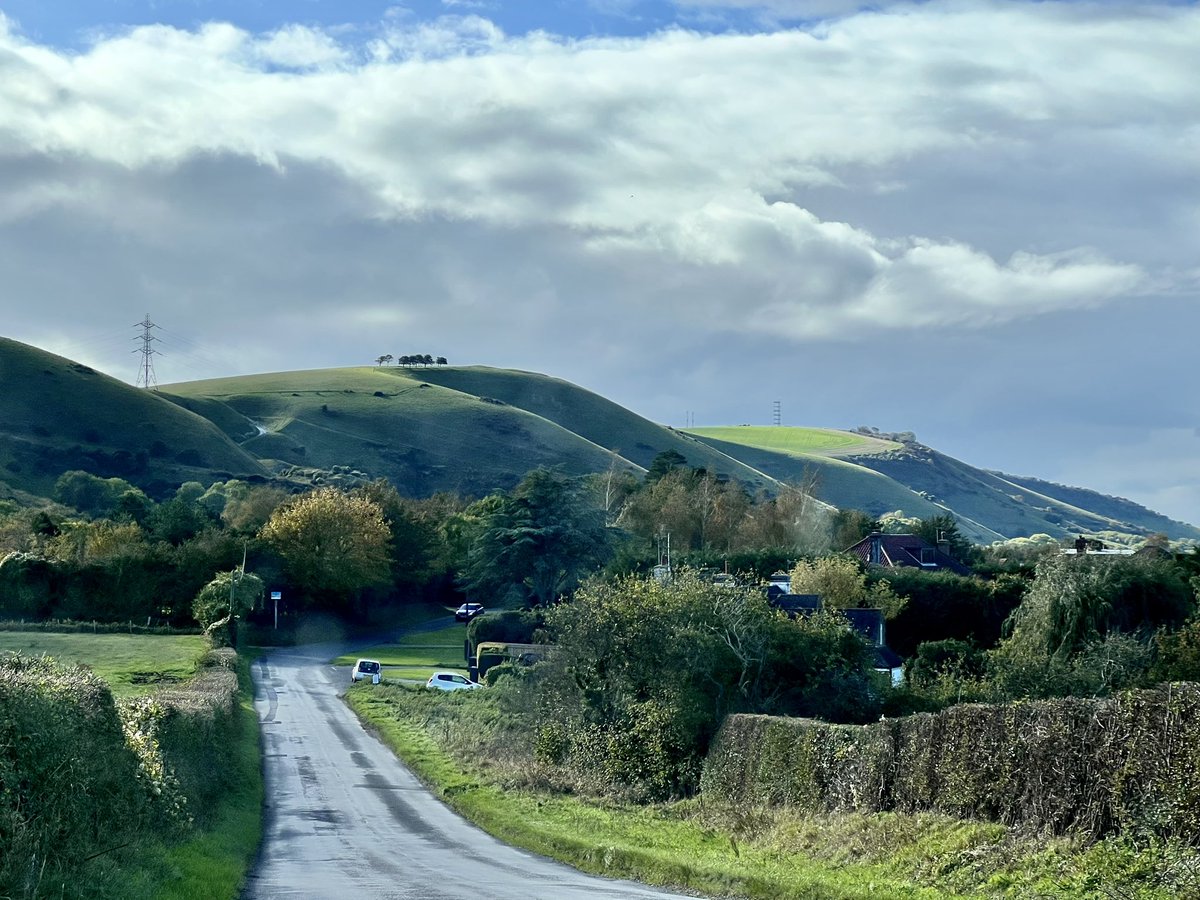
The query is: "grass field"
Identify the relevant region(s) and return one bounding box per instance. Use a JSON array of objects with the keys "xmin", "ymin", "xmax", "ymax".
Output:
[
  {"xmin": 0, "ymin": 631, "xmax": 207, "ymax": 697},
  {"xmin": 685, "ymin": 425, "xmax": 899, "ymax": 458},
  {"xmin": 332, "ymin": 622, "xmax": 470, "ymax": 681}
]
